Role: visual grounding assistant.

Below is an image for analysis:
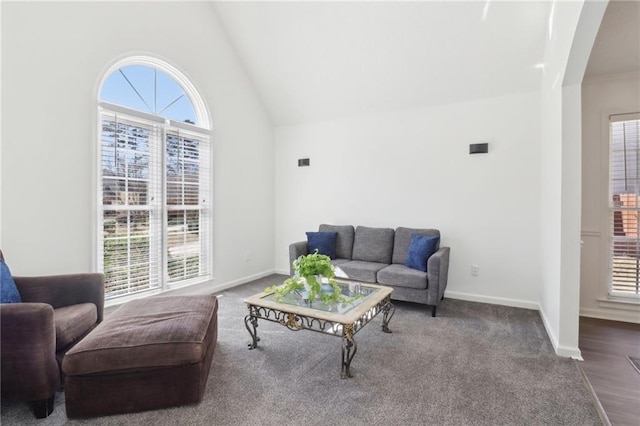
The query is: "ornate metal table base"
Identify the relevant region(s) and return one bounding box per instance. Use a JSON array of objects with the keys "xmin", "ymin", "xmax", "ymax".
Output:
[
  {"xmin": 244, "ymin": 314, "xmax": 260, "ymax": 349},
  {"xmin": 341, "ymin": 325, "xmax": 357, "ymax": 379},
  {"xmin": 244, "ymin": 295, "xmax": 395, "ymax": 379}
]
